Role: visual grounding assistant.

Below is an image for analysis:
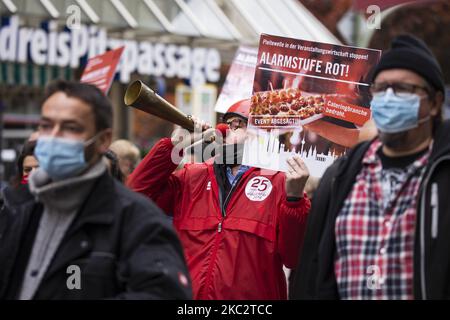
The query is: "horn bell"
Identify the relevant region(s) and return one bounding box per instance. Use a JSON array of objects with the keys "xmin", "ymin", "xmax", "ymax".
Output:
[{"xmin": 124, "ymin": 80, "xmax": 194, "ymax": 131}]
